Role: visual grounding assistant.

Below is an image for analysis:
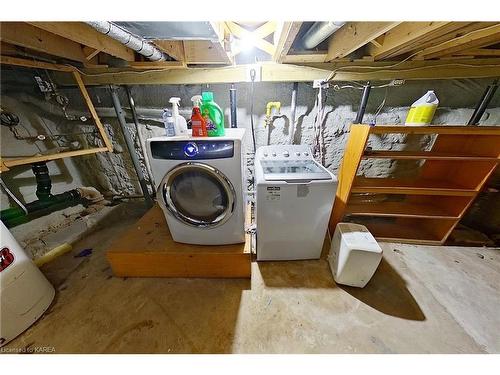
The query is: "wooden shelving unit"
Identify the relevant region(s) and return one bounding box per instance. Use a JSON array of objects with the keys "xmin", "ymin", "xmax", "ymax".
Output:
[{"xmin": 329, "ymin": 124, "xmax": 500, "ymax": 245}]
